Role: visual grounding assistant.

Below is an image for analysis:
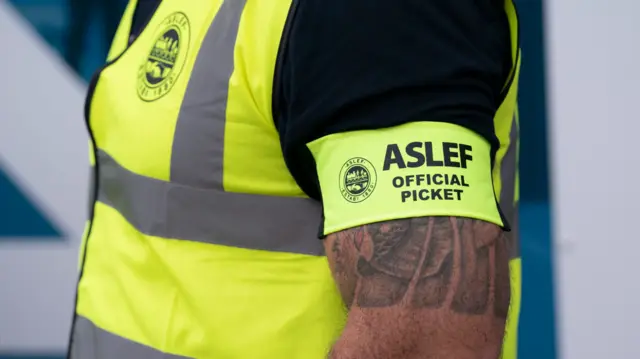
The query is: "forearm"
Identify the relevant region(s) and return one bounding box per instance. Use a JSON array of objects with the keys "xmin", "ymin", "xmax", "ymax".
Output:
[{"xmin": 325, "ymin": 217, "xmax": 512, "ymax": 359}]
